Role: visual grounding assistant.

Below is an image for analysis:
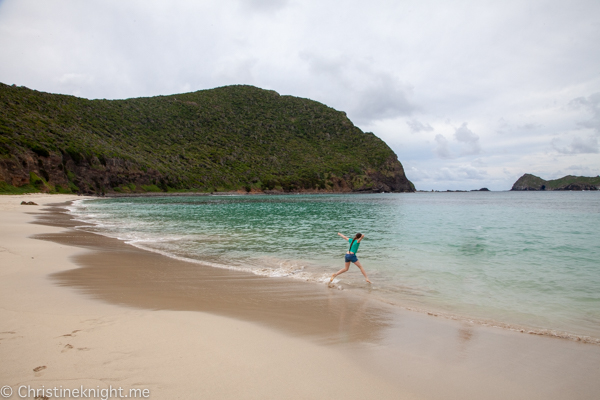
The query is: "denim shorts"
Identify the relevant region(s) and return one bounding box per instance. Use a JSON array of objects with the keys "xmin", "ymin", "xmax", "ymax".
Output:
[{"xmin": 344, "ymin": 253, "xmax": 358, "ymax": 263}]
